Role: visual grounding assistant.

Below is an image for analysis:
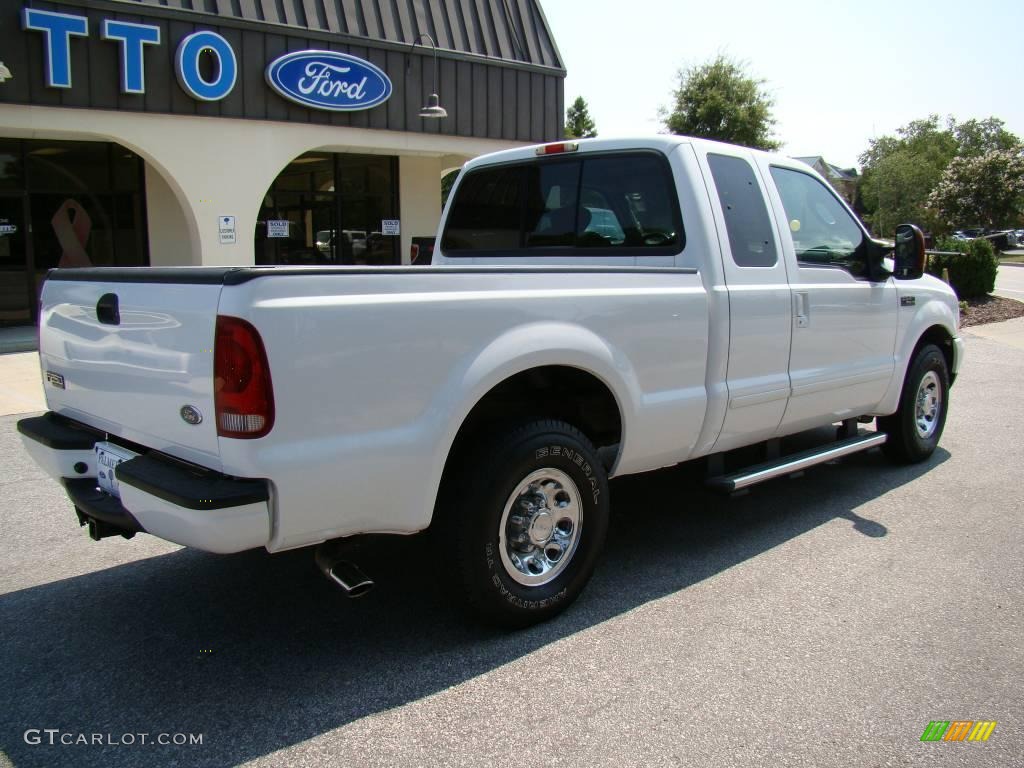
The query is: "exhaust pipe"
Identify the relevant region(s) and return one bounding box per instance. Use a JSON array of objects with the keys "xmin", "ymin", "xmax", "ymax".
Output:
[{"xmin": 314, "ymin": 544, "xmax": 374, "ymax": 598}]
